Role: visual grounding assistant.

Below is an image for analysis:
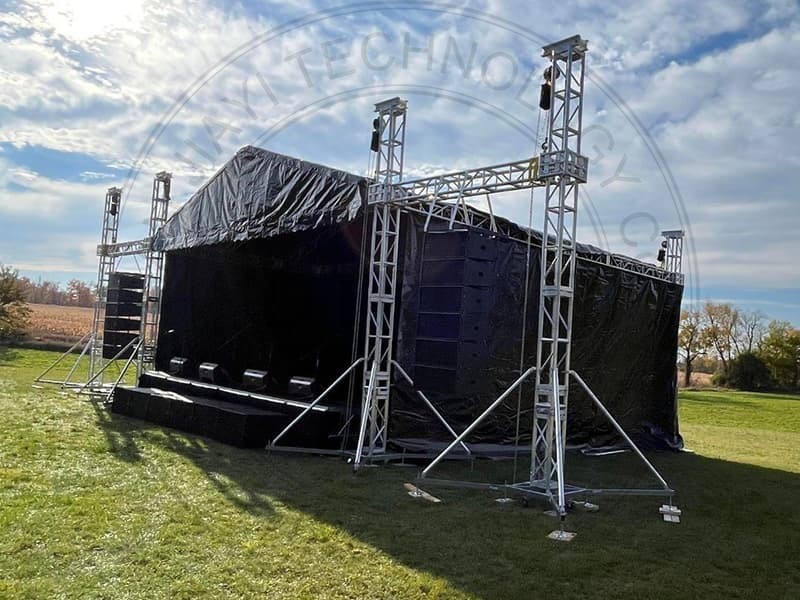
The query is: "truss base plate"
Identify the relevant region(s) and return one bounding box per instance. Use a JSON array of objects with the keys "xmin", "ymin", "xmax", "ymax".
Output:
[
  {"xmin": 547, "ymin": 530, "xmax": 576, "ymax": 542},
  {"xmin": 404, "ymin": 483, "xmax": 441, "ymax": 503},
  {"xmin": 660, "ymin": 504, "xmax": 681, "ymax": 523}
]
